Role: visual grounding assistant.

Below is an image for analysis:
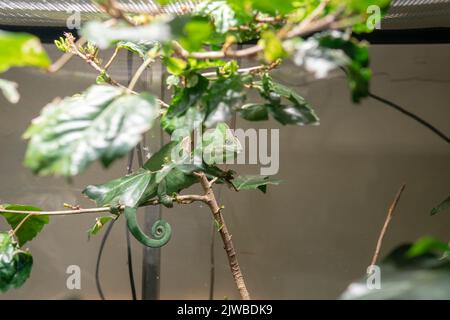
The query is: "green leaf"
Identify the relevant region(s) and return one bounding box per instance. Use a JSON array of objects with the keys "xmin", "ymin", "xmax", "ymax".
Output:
[
  {"xmin": 87, "ymin": 216, "xmax": 115, "ymax": 236},
  {"xmin": 431, "ymin": 196, "xmax": 450, "ymax": 216},
  {"xmin": 165, "ymin": 74, "xmax": 209, "ymax": 118},
  {"xmin": 0, "ymin": 79, "xmax": 20, "ymax": 104},
  {"xmin": 195, "ymin": 0, "xmax": 239, "ymax": 33},
  {"xmin": 163, "ymin": 57, "xmax": 188, "ymax": 76},
  {"xmin": 81, "ymin": 21, "xmax": 172, "ymax": 50},
  {"xmin": 117, "ymin": 41, "xmax": 157, "ymax": 59},
  {"xmin": 253, "ymin": 74, "xmax": 319, "ymax": 126},
  {"xmin": 24, "ymin": 85, "xmax": 160, "ymax": 177},
  {"xmin": 204, "ymin": 73, "xmax": 246, "ymax": 128},
  {"xmin": 259, "ymin": 31, "xmax": 286, "ymax": 63},
  {"xmin": 288, "ymin": 31, "xmax": 371, "ymax": 102},
  {"xmin": 251, "ymin": 0, "xmax": 295, "ymax": 15},
  {"xmin": 95, "ymin": 72, "xmax": 110, "ymax": 84},
  {"xmin": 161, "ymin": 106, "xmax": 205, "ymax": 137},
  {"xmin": 0, "ymin": 31, "xmax": 50, "ymax": 72},
  {"xmin": 340, "ymin": 241, "xmax": 450, "ymax": 300},
  {"xmin": 239, "ymin": 103, "xmax": 269, "ymax": 121},
  {"xmin": 346, "ymin": 0, "xmax": 391, "ymax": 13},
  {"xmin": 232, "ymin": 175, "xmax": 282, "ymax": 193},
  {"xmin": 0, "ymin": 204, "xmax": 48, "ymax": 247},
  {"xmin": 406, "ymin": 237, "xmax": 450, "ymax": 258},
  {"xmin": 166, "ymin": 75, "xmax": 180, "ymax": 89},
  {"xmin": 0, "ymin": 232, "xmax": 33, "ymax": 293},
  {"xmin": 177, "ymin": 16, "xmax": 213, "ymax": 52}
]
